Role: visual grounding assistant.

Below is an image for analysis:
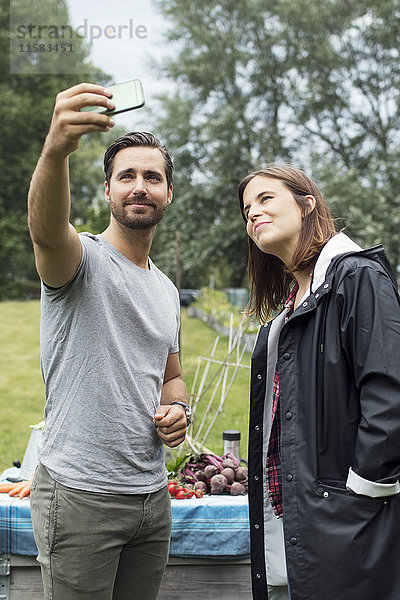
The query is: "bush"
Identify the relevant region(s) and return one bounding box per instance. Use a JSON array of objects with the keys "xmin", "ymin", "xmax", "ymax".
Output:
[{"xmin": 191, "ymin": 287, "xmax": 258, "ymax": 333}]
